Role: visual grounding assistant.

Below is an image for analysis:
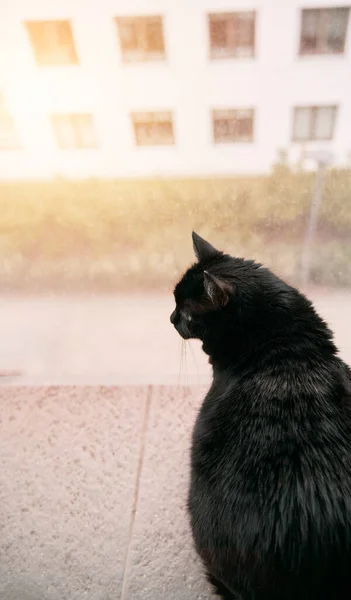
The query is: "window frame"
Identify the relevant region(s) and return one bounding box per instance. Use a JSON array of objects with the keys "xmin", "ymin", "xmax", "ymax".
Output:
[
  {"xmin": 25, "ymin": 20, "xmax": 78, "ymax": 66},
  {"xmin": 116, "ymin": 15, "xmax": 166, "ymax": 63},
  {"xmin": 51, "ymin": 114, "xmax": 97, "ymax": 150},
  {"xmin": 131, "ymin": 111, "xmax": 175, "ymax": 146},
  {"xmin": 208, "ymin": 11, "xmax": 256, "ymax": 59},
  {"xmin": 299, "ymin": 7, "xmax": 350, "ymax": 56},
  {"xmin": 292, "ymin": 105, "xmax": 337, "ymax": 142},
  {"xmin": 212, "ymin": 108, "xmax": 255, "ymax": 144}
]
